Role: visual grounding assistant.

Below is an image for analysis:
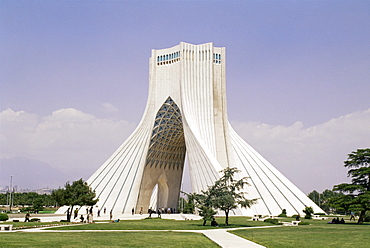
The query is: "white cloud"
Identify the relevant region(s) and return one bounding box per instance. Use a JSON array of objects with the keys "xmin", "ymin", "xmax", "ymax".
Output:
[
  {"xmin": 231, "ymin": 108, "xmax": 370, "ymax": 193},
  {"xmin": 102, "ymin": 103, "xmax": 119, "ymax": 113},
  {"xmin": 0, "ymin": 108, "xmax": 136, "ymax": 181},
  {"xmin": 1, "ymin": 108, "xmax": 369, "ymax": 193}
]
